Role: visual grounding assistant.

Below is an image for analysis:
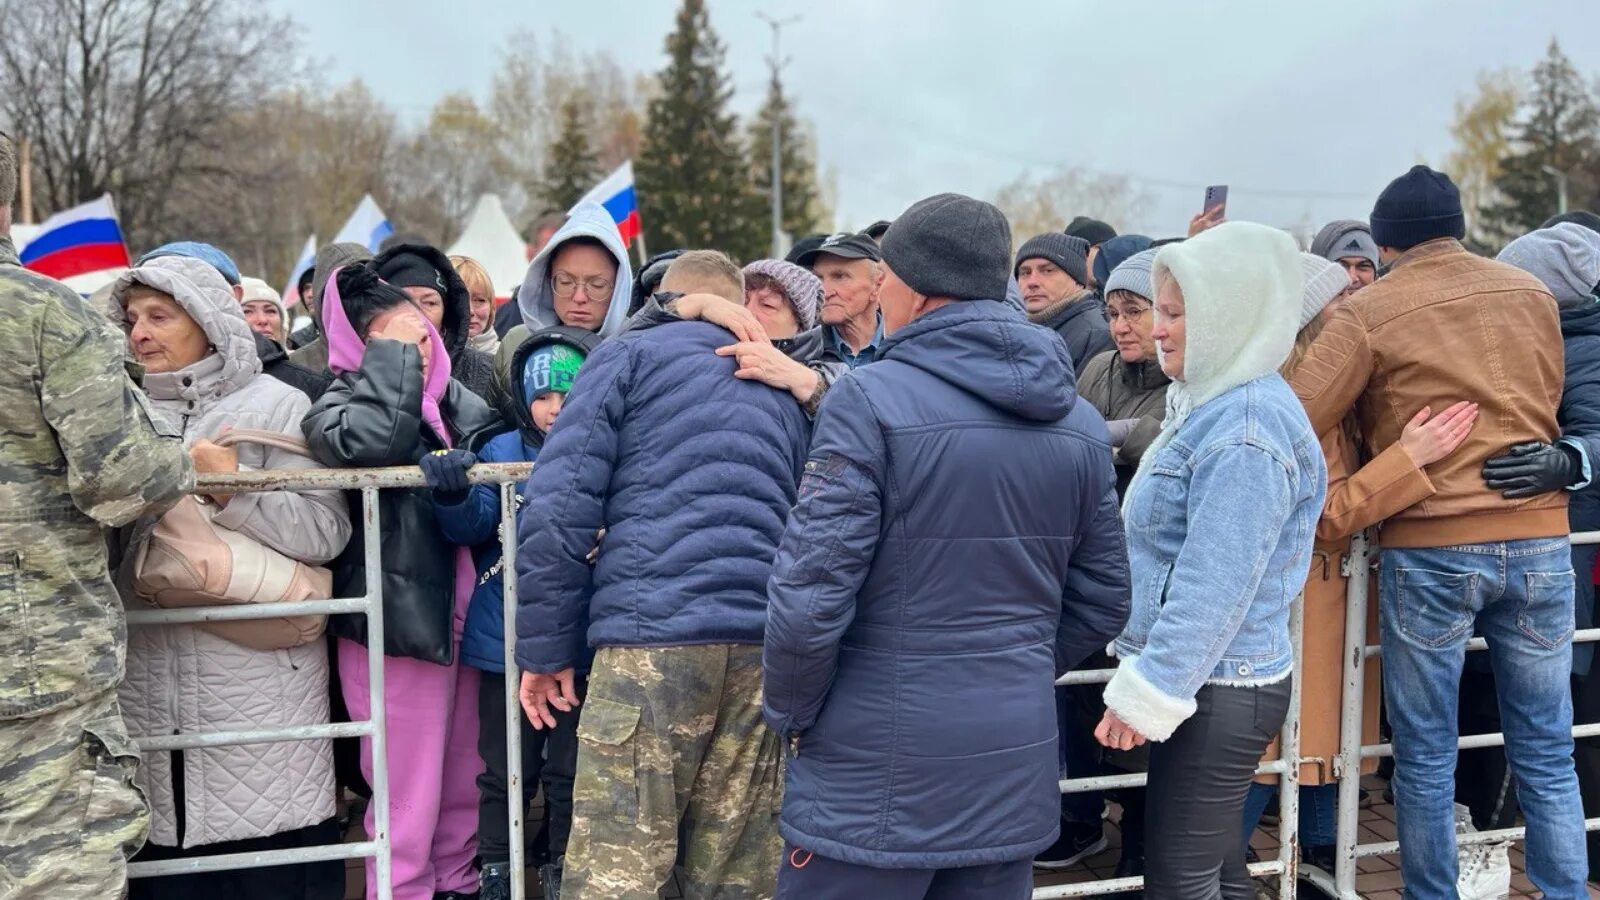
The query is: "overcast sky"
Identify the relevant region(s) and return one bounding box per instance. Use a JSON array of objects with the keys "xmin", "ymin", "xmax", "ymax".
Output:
[{"xmin": 266, "ymin": 0, "xmax": 1597, "ymax": 238}]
